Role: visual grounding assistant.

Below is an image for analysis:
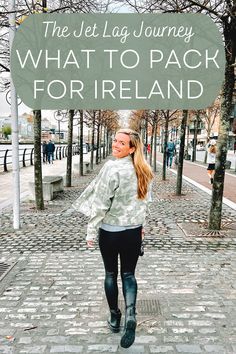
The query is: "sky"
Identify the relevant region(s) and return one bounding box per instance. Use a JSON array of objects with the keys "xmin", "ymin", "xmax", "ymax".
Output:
[
  {"xmin": 0, "ymin": 88, "xmax": 131, "ymax": 129},
  {"xmin": 0, "ymin": 93, "xmax": 65, "ymax": 127},
  {"xmin": 0, "ymin": 89, "xmax": 34, "ymax": 117}
]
